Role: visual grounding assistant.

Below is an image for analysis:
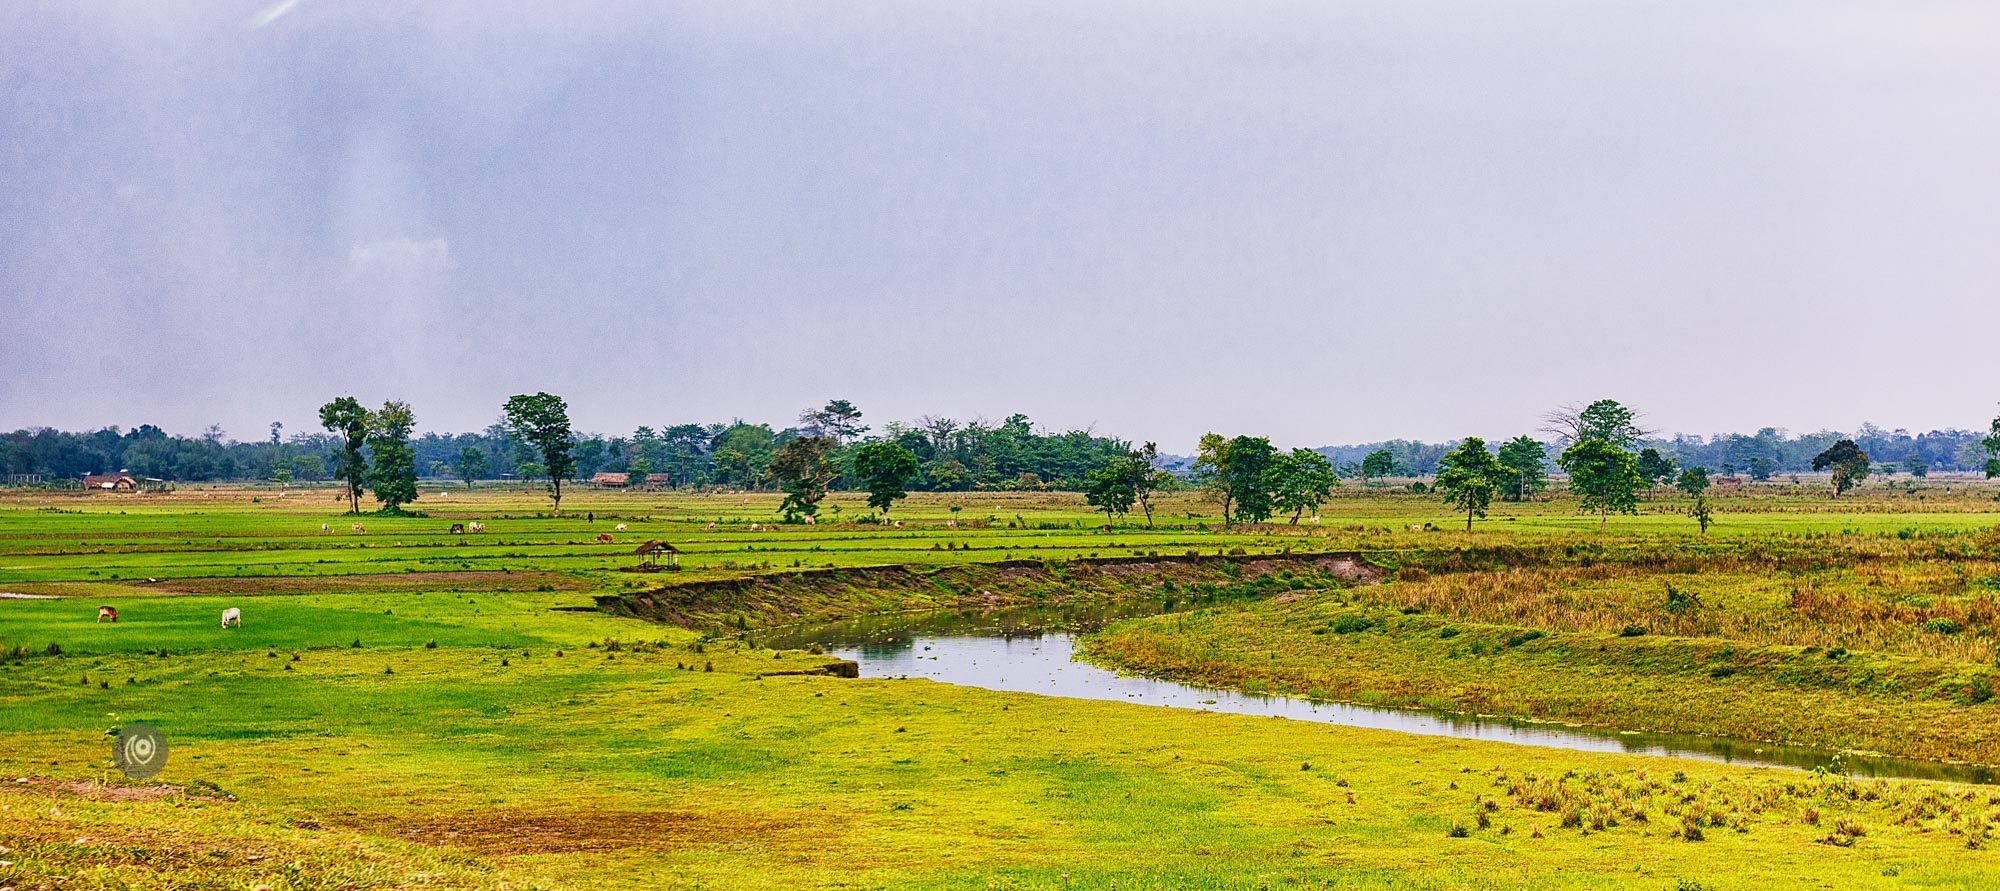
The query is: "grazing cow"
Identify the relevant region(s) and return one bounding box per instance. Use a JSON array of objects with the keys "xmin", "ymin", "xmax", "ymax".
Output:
[
  {"xmin": 803, "ymin": 515, "xmax": 816, "ymax": 525},
  {"xmin": 749, "ymin": 523, "xmax": 760, "ymax": 531},
  {"xmin": 468, "ymin": 522, "xmax": 485, "ymax": 533},
  {"xmin": 892, "ymin": 520, "xmax": 903, "ymax": 529},
  {"xmin": 351, "ymin": 523, "xmax": 366, "ymax": 533},
  {"xmin": 1310, "ymin": 515, "xmax": 1322, "ymax": 524},
  {"xmin": 449, "ymin": 523, "xmax": 466, "ymax": 535},
  {"xmin": 705, "ymin": 521, "xmax": 717, "ymax": 530},
  {"xmin": 614, "ymin": 523, "xmax": 628, "ymax": 532},
  {"xmin": 596, "ymin": 533, "xmax": 614, "ymax": 543},
  {"xmin": 220, "ymin": 607, "xmax": 241, "ymax": 629},
  {"xmin": 946, "ymin": 519, "xmax": 956, "ymax": 528},
  {"xmin": 320, "ymin": 523, "xmax": 330, "ymax": 534},
  {"xmin": 97, "ymin": 605, "xmax": 118, "ymax": 623}
]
